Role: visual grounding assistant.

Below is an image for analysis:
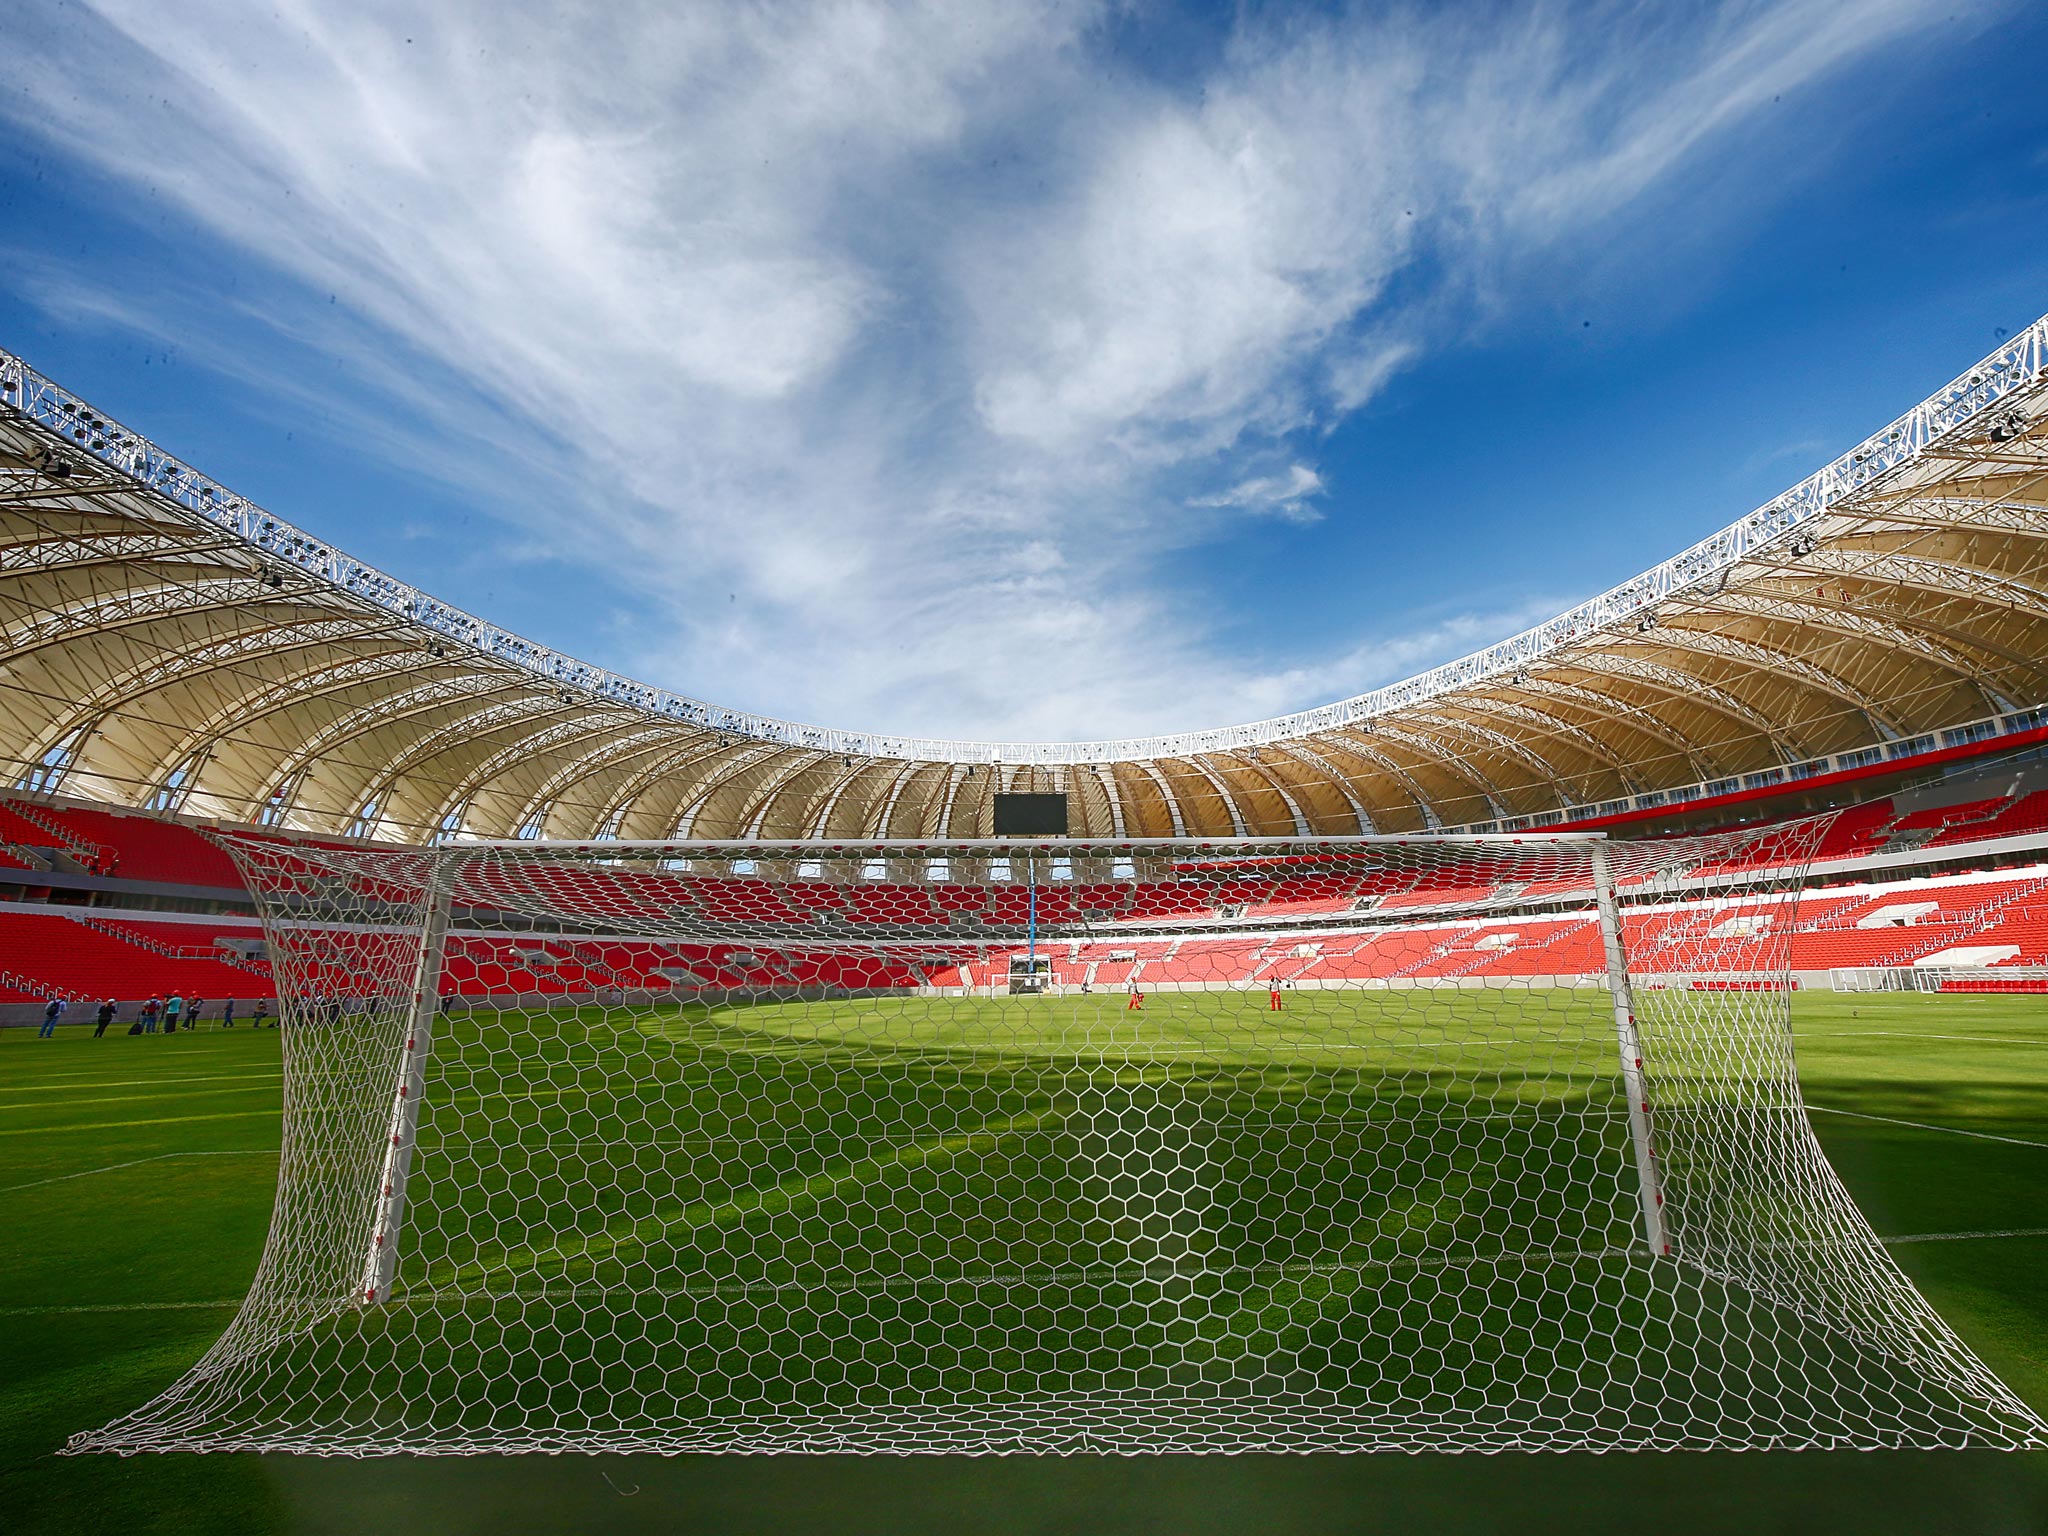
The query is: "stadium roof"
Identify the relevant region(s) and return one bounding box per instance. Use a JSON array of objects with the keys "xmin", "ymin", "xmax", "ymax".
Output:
[{"xmin": 1, "ymin": 316, "xmax": 2045, "ymax": 843}]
